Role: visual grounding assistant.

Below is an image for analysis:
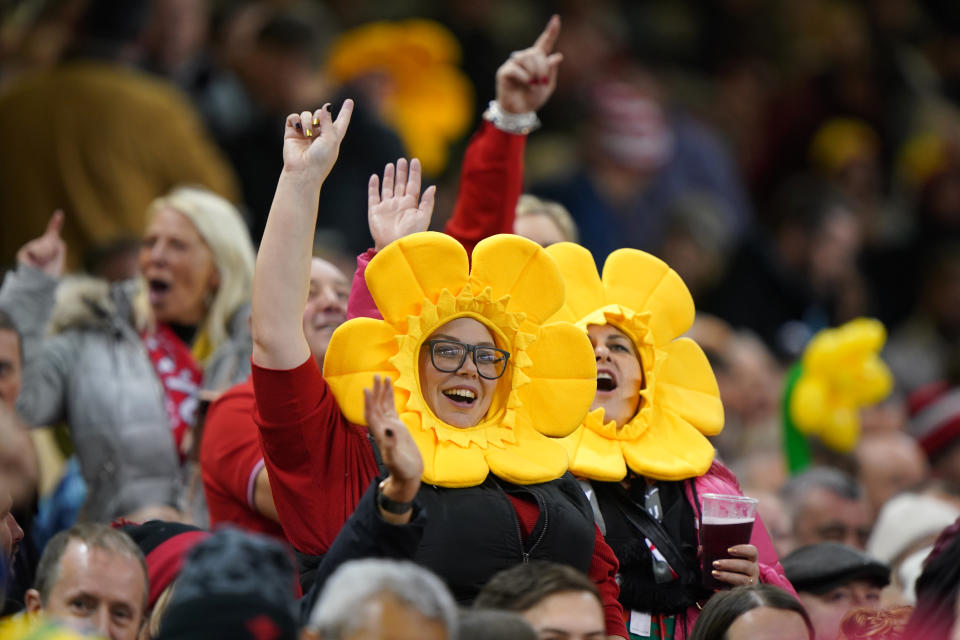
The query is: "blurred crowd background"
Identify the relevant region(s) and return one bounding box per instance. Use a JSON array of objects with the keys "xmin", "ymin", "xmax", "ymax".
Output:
[
  {"xmin": 1, "ymin": 0, "xmax": 959, "ymax": 508},
  {"xmin": 2, "ymin": 0, "xmax": 960, "ymax": 637}
]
